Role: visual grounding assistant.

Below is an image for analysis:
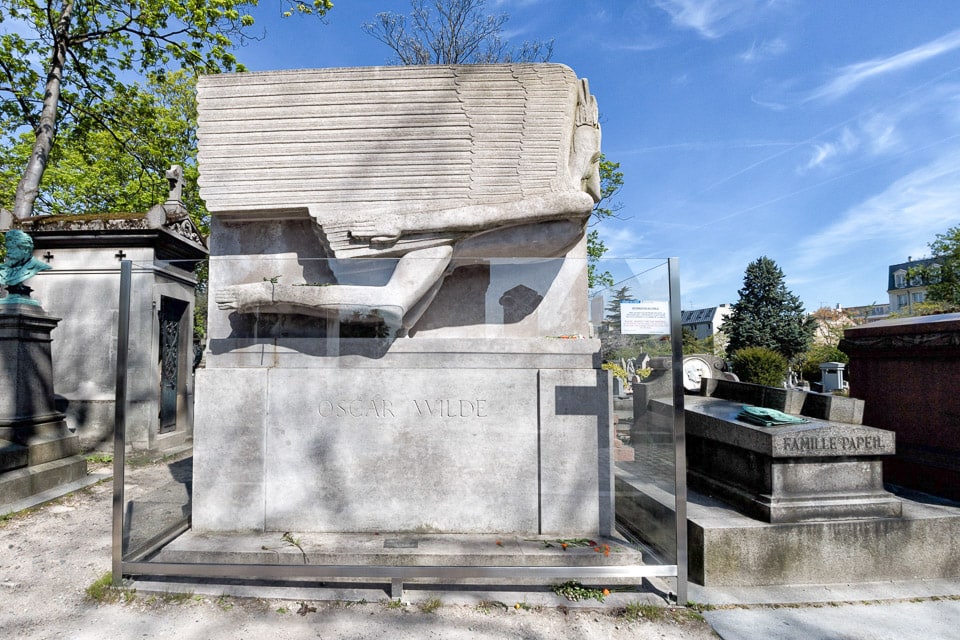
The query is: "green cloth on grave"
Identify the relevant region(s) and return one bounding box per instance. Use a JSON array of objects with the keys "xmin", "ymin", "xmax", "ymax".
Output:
[{"xmin": 737, "ymin": 405, "xmax": 808, "ymax": 427}]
